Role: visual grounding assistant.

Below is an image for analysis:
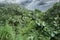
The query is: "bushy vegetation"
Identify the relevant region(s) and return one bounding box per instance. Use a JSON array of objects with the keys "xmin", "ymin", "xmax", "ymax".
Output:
[{"xmin": 0, "ymin": 3, "xmax": 60, "ymax": 40}]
